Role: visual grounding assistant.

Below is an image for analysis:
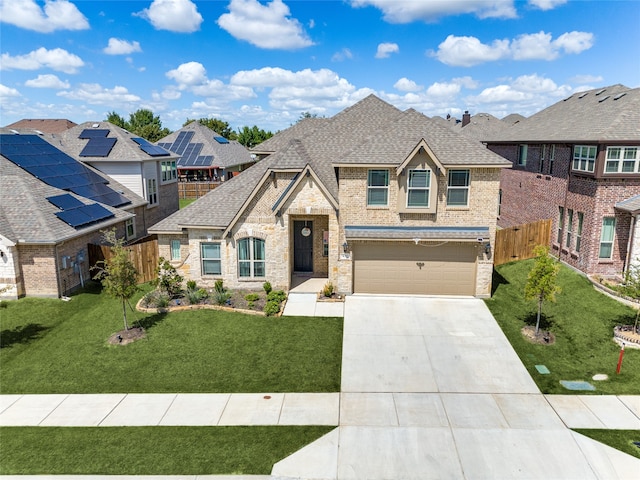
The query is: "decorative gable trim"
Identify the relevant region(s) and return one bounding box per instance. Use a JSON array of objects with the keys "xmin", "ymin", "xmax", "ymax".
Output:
[
  {"xmin": 397, "ymin": 139, "xmax": 445, "ymax": 177},
  {"xmin": 272, "ymin": 164, "xmax": 339, "ymax": 215}
]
